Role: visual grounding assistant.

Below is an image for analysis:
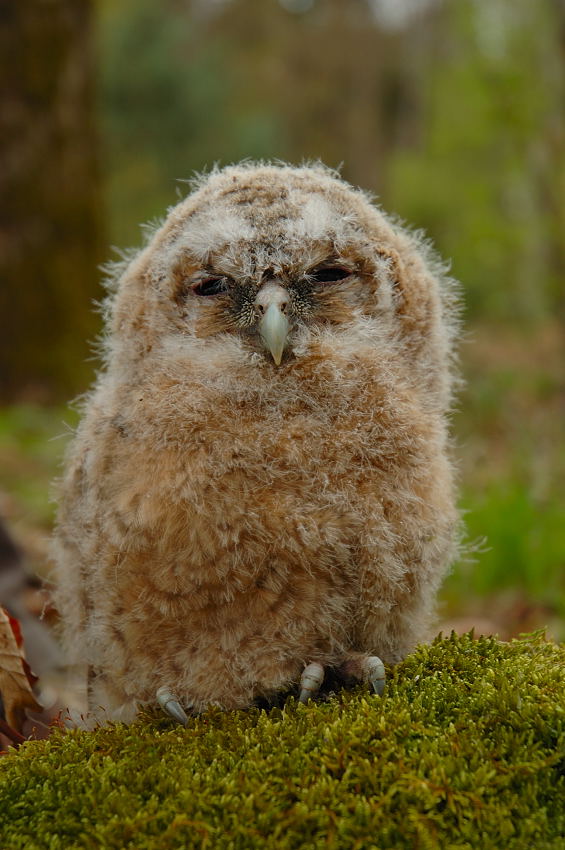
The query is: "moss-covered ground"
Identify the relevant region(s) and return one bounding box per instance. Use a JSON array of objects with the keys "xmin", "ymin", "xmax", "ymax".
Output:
[{"xmin": 1, "ymin": 633, "xmax": 563, "ymax": 849}]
